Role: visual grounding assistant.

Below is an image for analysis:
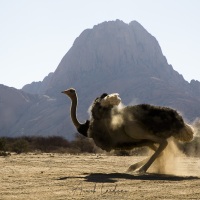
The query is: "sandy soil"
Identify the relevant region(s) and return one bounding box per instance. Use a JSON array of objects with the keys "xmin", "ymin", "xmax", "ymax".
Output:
[{"xmin": 0, "ymin": 153, "xmax": 200, "ymax": 200}]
